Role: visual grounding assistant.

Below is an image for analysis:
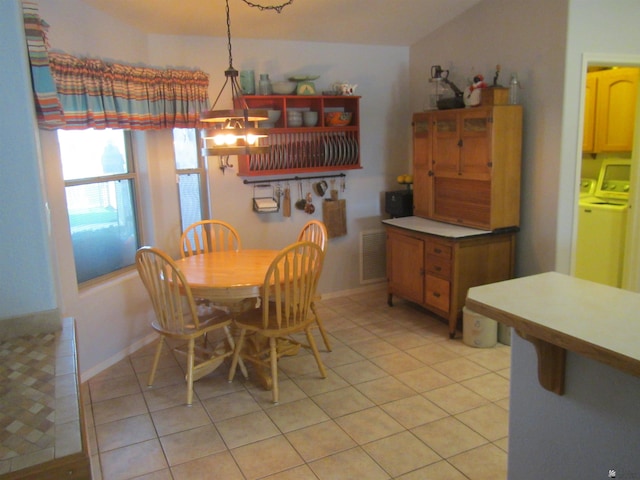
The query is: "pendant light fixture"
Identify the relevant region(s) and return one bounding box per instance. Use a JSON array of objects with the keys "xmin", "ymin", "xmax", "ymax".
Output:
[{"xmin": 200, "ymin": 0, "xmax": 275, "ymax": 157}]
